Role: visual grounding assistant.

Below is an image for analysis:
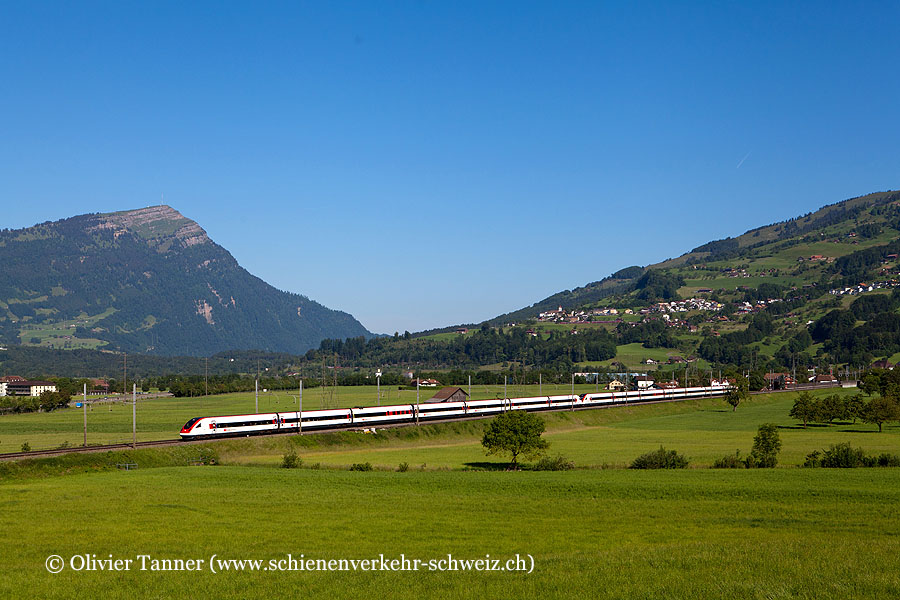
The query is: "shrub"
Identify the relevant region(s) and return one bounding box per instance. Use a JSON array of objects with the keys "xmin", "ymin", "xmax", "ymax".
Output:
[
  {"xmin": 803, "ymin": 450, "xmax": 822, "ymax": 468},
  {"xmin": 876, "ymin": 453, "xmax": 900, "ymax": 467},
  {"xmin": 397, "ymin": 462, "xmax": 409, "ymax": 472},
  {"xmin": 713, "ymin": 451, "xmax": 745, "ymax": 469},
  {"xmin": 533, "ymin": 454, "xmax": 575, "ymax": 471},
  {"xmin": 350, "ymin": 462, "xmax": 373, "ymax": 472},
  {"xmin": 21, "ymin": 442, "xmax": 31, "ymax": 452},
  {"xmin": 280, "ymin": 450, "xmax": 301, "ymax": 469},
  {"xmin": 820, "ymin": 443, "xmax": 867, "ymax": 468},
  {"xmin": 630, "ymin": 447, "xmax": 688, "ymax": 469},
  {"xmin": 748, "ymin": 423, "xmax": 781, "ymax": 468}
]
